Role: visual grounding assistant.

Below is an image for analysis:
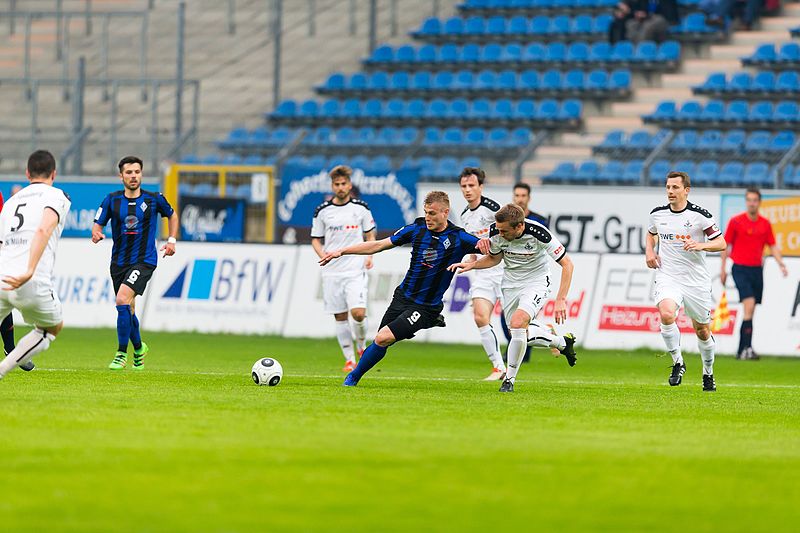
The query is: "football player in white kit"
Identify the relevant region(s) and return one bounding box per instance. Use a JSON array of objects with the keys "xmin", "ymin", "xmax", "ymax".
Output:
[
  {"xmin": 0, "ymin": 150, "xmax": 71, "ymax": 380},
  {"xmin": 458, "ymin": 167, "xmax": 507, "ymax": 380},
  {"xmin": 646, "ymin": 171, "xmax": 726, "ymax": 392},
  {"xmin": 449, "ymin": 204, "xmax": 577, "ymax": 393},
  {"xmin": 311, "ymin": 165, "xmax": 376, "ymax": 372}
]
